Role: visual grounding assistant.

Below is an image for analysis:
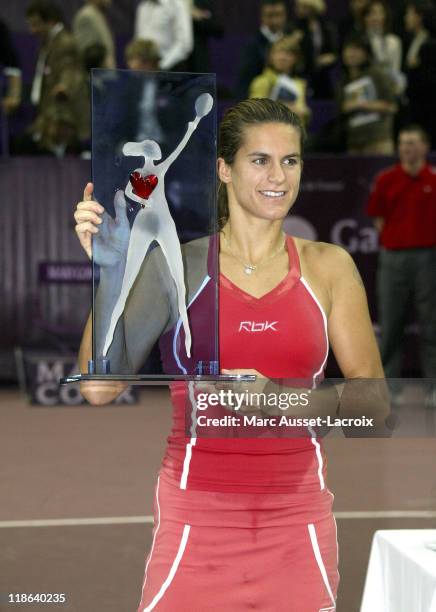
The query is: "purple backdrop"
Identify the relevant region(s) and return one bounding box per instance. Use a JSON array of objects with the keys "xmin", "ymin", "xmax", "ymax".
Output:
[
  {"xmin": 0, "ymin": 154, "xmax": 400, "ymax": 379},
  {"xmin": 0, "ymin": 157, "xmax": 91, "ymax": 377}
]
